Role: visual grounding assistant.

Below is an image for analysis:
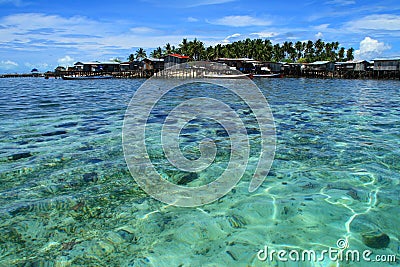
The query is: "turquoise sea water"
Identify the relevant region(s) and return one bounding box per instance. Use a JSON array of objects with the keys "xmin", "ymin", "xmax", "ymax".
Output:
[{"xmin": 0, "ymin": 78, "xmax": 399, "ymax": 266}]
